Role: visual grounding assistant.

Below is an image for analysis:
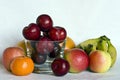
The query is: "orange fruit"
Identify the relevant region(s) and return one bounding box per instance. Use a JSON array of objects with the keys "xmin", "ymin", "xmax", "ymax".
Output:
[
  {"xmin": 65, "ymin": 36, "xmax": 76, "ymax": 50},
  {"xmin": 10, "ymin": 56, "xmax": 34, "ymax": 76}
]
